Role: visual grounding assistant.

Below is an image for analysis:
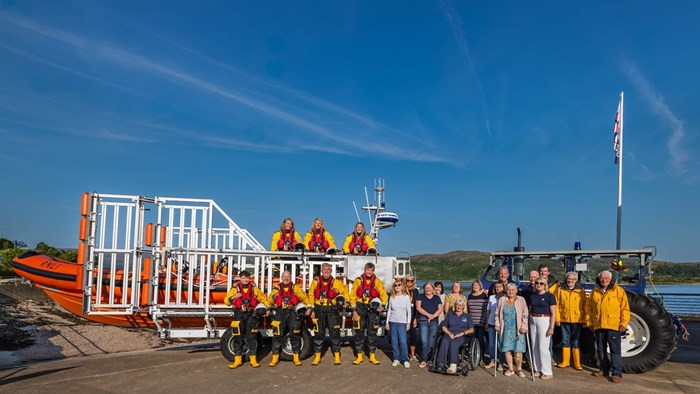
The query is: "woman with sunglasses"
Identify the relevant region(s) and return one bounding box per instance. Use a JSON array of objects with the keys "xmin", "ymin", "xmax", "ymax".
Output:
[
  {"xmin": 529, "ymin": 277, "xmax": 557, "ymax": 380},
  {"xmin": 405, "ymin": 275, "xmax": 420, "ymax": 362},
  {"xmin": 386, "ymin": 280, "xmax": 412, "ymax": 368}
]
